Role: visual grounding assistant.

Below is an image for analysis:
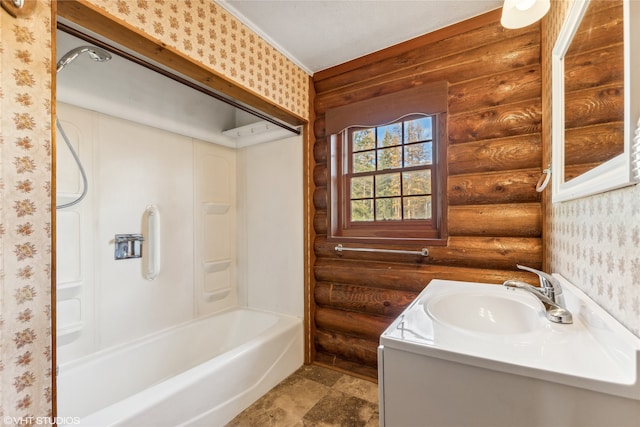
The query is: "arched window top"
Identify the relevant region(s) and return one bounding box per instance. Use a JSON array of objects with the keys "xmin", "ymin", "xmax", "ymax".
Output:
[{"xmin": 325, "ymin": 81, "xmax": 448, "ymax": 135}]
